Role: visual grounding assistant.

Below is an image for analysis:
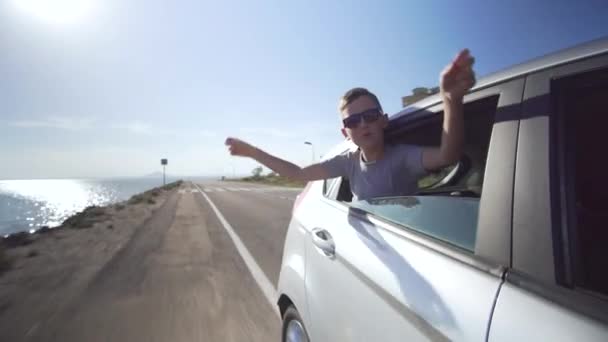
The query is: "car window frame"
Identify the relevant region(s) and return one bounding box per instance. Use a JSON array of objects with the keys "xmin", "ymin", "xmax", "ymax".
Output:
[
  {"xmin": 323, "ymin": 177, "xmax": 341, "ymax": 199},
  {"xmin": 511, "ymin": 52, "xmax": 608, "ymax": 323}
]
